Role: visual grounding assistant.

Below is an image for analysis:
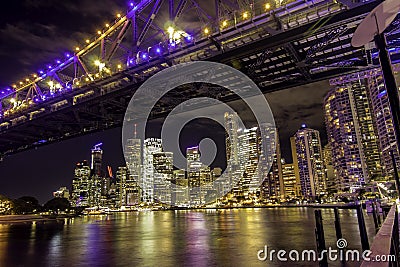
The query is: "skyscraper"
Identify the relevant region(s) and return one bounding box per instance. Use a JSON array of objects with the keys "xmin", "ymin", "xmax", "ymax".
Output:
[
  {"xmin": 153, "ymin": 152, "xmax": 173, "ymax": 204},
  {"xmin": 281, "ymin": 162, "xmax": 298, "ymax": 199},
  {"xmin": 292, "ymin": 126, "xmax": 327, "ymax": 199},
  {"xmin": 325, "ymin": 76, "xmax": 383, "ymax": 191},
  {"xmin": 143, "ymin": 138, "xmax": 162, "ymax": 203},
  {"xmin": 125, "ymin": 138, "xmax": 142, "ymax": 205},
  {"xmin": 259, "ymin": 124, "xmax": 283, "ymax": 202},
  {"xmin": 366, "ymin": 69, "xmax": 400, "ymax": 178},
  {"xmin": 71, "ymin": 160, "xmax": 91, "ymax": 207},
  {"xmin": 89, "ymin": 143, "xmax": 104, "ymax": 206}
]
